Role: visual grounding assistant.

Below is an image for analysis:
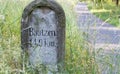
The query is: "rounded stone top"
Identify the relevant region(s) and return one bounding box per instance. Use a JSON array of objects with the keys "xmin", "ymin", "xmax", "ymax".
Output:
[{"xmin": 21, "ymin": 0, "xmax": 66, "ymax": 28}]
